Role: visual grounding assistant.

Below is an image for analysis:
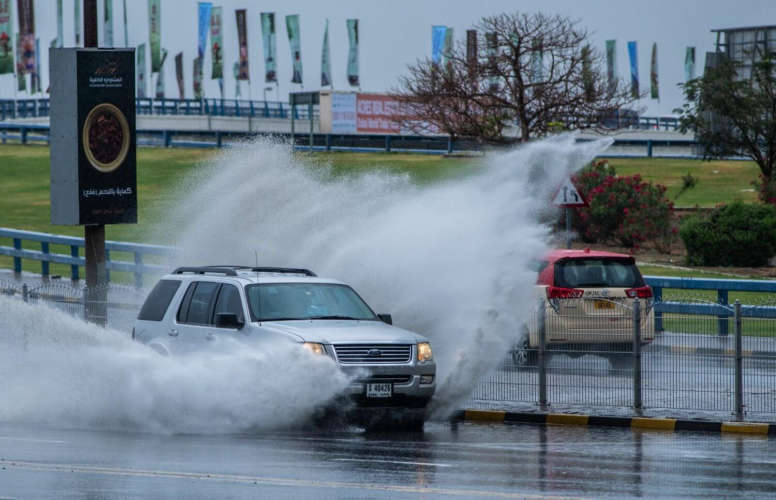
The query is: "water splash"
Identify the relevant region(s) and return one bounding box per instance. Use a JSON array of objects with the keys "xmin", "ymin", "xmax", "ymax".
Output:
[
  {"xmin": 163, "ymin": 134, "xmax": 612, "ymax": 416},
  {"xmin": 0, "ymin": 296, "xmax": 349, "ymax": 433}
]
